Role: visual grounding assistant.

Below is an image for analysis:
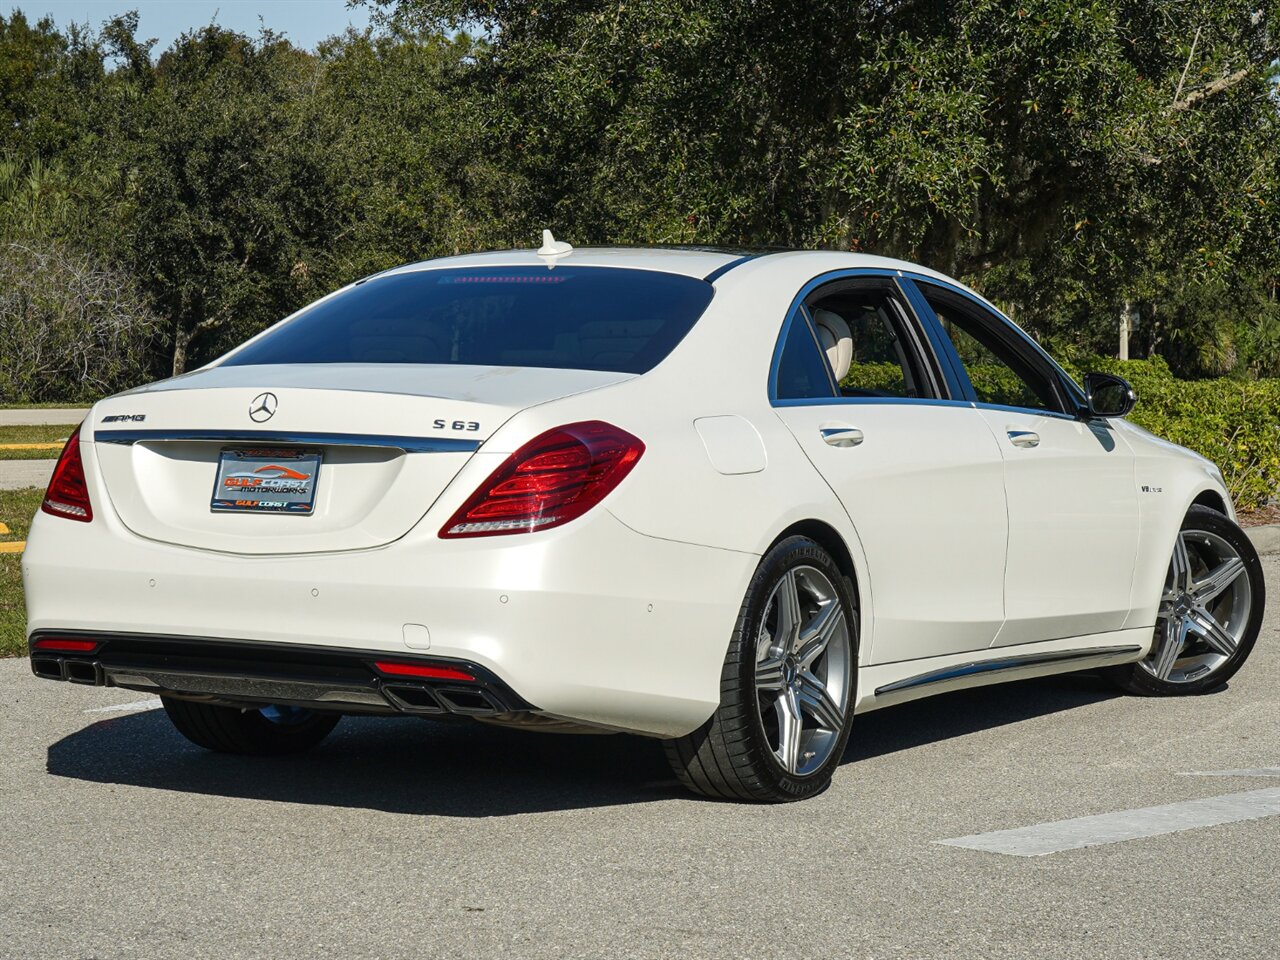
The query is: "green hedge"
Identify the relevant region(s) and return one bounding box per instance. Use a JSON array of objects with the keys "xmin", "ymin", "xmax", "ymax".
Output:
[
  {"xmin": 841, "ymin": 357, "xmax": 1280, "ymax": 510},
  {"xmin": 1067, "ymin": 358, "xmax": 1280, "ymax": 511}
]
